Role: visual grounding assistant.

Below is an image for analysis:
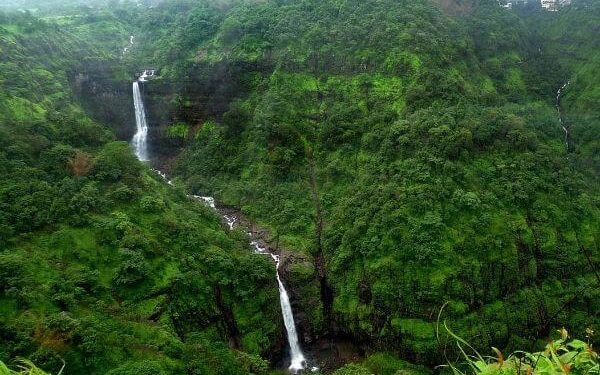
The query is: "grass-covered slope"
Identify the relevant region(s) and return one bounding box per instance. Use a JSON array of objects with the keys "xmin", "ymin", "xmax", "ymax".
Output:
[
  {"xmin": 128, "ymin": 0, "xmax": 599, "ymax": 363},
  {"xmin": 0, "ymin": 12, "xmax": 281, "ymax": 375}
]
